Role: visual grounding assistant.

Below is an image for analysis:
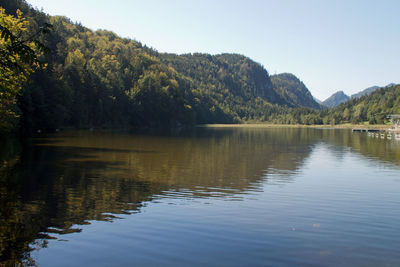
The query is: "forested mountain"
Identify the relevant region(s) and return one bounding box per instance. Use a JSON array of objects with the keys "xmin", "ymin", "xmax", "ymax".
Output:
[
  {"xmin": 3, "ymin": 0, "xmax": 205, "ymax": 131},
  {"xmin": 159, "ymin": 53, "xmax": 291, "ymax": 122},
  {"xmin": 326, "ymin": 84, "xmax": 400, "ymax": 124},
  {"xmin": 322, "ymin": 83, "xmax": 398, "ymax": 109},
  {"xmin": 351, "ymin": 83, "xmax": 397, "ymax": 99},
  {"xmin": 2, "ymin": 0, "xmax": 396, "ymax": 133},
  {"xmin": 0, "ymin": 0, "xmax": 323, "ymax": 133},
  {"xmin": 265, "ymin": 84, "xmax": 400, "ymax": 125},
  {"xmin": 385, "ymin": 83, "xmax": 397, "ymax": 89},
  {"xmin": 160, "ymin": 53, "xmax": 282, "ymax": 102},
  {"xmin": 322, "ymin": 91, "xmax": 350, "ymax": 108},
  {"xmin": 351, "ymin": 86, "xmax": 379, "ymax": 99},
  {"xmin": 270, "ymin": 73, "xmax": 321, "ymax": 109}
]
